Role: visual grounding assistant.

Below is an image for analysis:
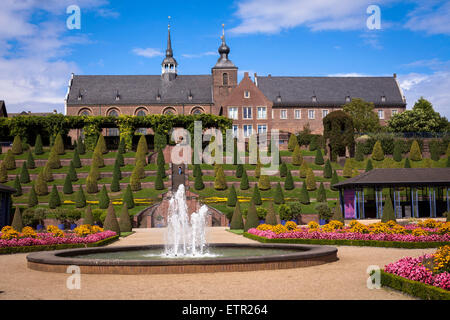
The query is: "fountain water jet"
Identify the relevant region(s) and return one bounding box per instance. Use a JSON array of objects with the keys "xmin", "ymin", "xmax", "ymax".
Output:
[{"xmin": 164, "ymin": 185, "xmax": 210, "ymax": 257}]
